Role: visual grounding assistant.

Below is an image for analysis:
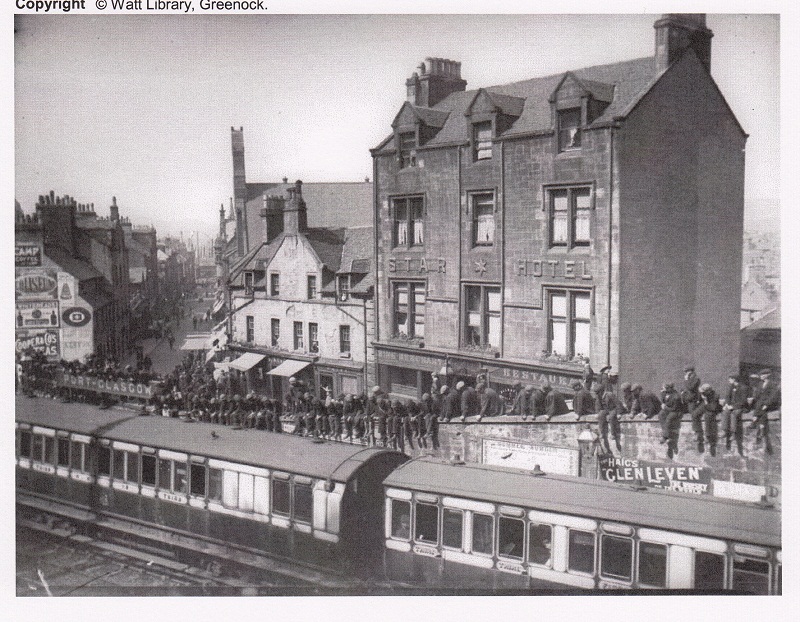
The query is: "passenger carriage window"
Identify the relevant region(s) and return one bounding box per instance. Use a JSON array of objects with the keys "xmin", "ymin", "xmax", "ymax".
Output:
[
  {"xmin": 442, "ymin": 509, "xmax": 464, "ymax": 550},
  {"xmin": 208, "ymin": 468, "xmax": 223, "ymax": 501},
  {"xmin": 141, "ymin": 454, "xmax": 156, "ymax": 486},
  {"xmin": 57, "ymin": 438, "xmax": 70, "ymax": 467},
  {"xmin": 472, "ymin": 513, "xmax": 494, "ymax": 555},
  {"xmin": 20, "ymin": 430, "xmax": 32, "ymax": 459},
  {"xmin": 113, "ymin": 450, "xmax": 125, "ymax": 480},
  {"xmin": 33, "ymin": 435, "xmax": 44, "ymax": 462},
  {"xmin": 190, "ymin": 464, "xmax": 206, "ymax": 496},
  {"xmin": 498, "ymin": 517, "xmax": 524, "ymax": 560},
  {"xmin": 272, "ymin": 479, "xmax": 291, "ymax": 516},
  {"xmin": 126, "ymin": 453, "xmax": 139, "ymax": 483},
  {"xmin": 238, "ymin": 473, "xmax": 255, "ymax": 513},
  {"xmin": 98, "ymin": 446, "xmax": 111, "ymax": 476},
  {"xmin": 391, "ymin": 500, "xmax": 412, "ymax": 540},
  {"xmin": 294, "ymin": 483, "xmax": 313, "ymax": 523},
  {"xmin": 637, "ymin": 541, "xmax": 668, "ymax": 588},
  {"xmin": 600, "ymin": 535, "xmax": 633, "ymax": 582},
  {"xmin": 414, "ymin": 502, "xmax": 439, "ymax": 544},
  {"xmin": 732, "ymin": 557, "xmax": 770, "ymax": 595},
  {"xmin": 528, "ymin": 523, "xmax": 553, "ymax": 567},
  {"xmin": 43, "ymin": 436, "xmax": 55, "ymax": 464},
  {"xmin": 568, "ymin": 530, "xmax": 596, "ymax": 575},
  {"xmin": 694, "ymin": 551, "xmax": 725, "ymax": 591},
  {"xmin": 222, "ymin": 471, "xmax": 239, "ymax": 508},
  {"xmin": 158, "ymin": 459, "xmax": 172, "ymax": 490},
  {"xmin": 70, "ymin": 442, "xmax": 83, "ymax": 471},
  {"xmin": 174, "ymin": 463, "xmax": 188, "ymax": 494}
]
